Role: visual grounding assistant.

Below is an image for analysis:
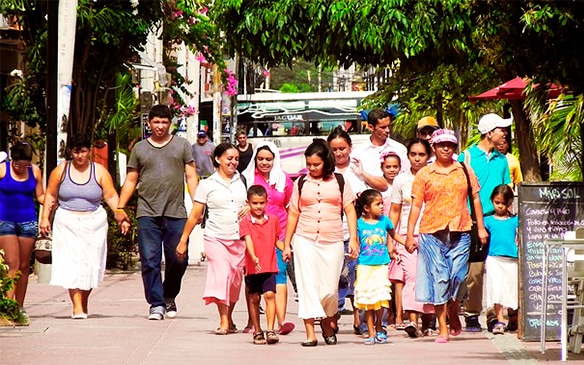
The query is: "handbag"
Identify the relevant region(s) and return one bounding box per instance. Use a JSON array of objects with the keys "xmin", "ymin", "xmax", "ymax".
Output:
[
  {"xmin": 460, "ymin": 162, "xmax": 489, "ymax": 262},
  {"xmin": 33, "ymin": 161, "xmax": 68, "ymax": 265},
  {"xmin": 34, "ymin": 235, "xmax": 52, "ymax": 264}
]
